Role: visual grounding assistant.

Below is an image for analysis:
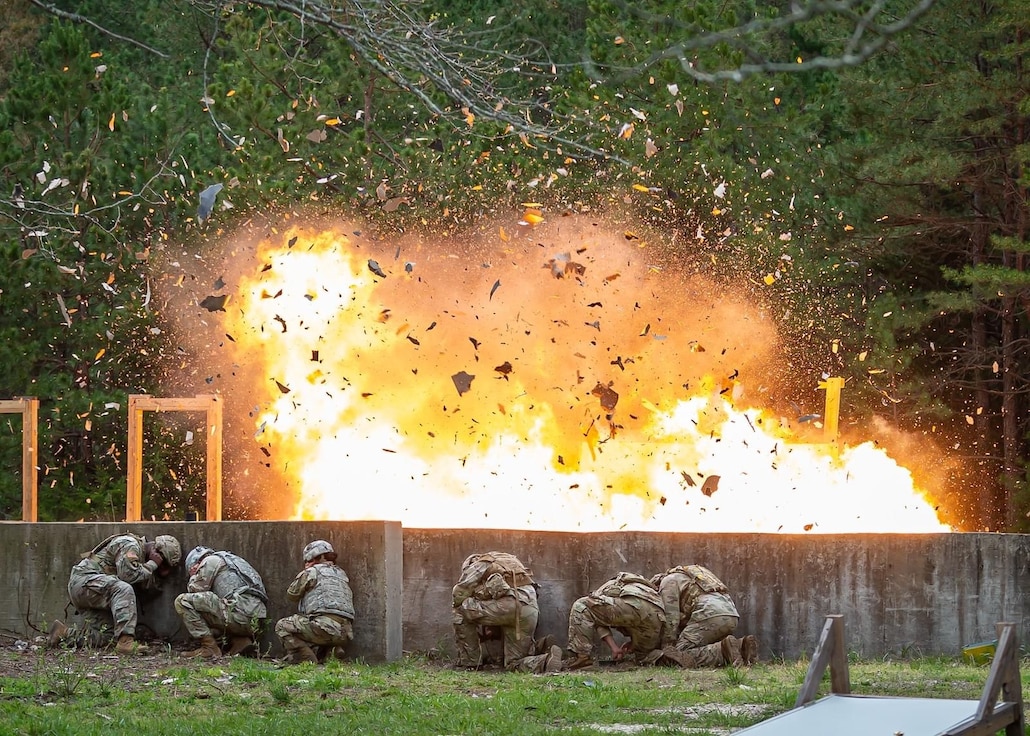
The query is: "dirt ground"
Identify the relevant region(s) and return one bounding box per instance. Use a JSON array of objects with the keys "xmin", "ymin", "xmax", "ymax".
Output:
[{"xmin": 0, "ymin": 630, "xmax": 252, "ymax": 685}]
